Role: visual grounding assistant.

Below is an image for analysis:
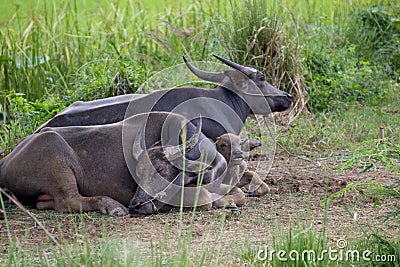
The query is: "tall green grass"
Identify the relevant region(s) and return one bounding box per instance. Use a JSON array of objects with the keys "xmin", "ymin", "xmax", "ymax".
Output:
[
  {"xmin": 1, "ymin": 1, "xmax": 156, "ymax": 101},
  {"xmin": 0, "ymin": 0, "xmax": 307, "ymax": 149},
  {"xmin": 302, "ymin": 1, "xmax": 400, "ymax": 112},
  {"xmin": 212, "ymin": 0, "xmax": 307, "ymax": 116},
  {"xmin": 1, "ymin": 0, "xmax": 397, "ymax": 118}
]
